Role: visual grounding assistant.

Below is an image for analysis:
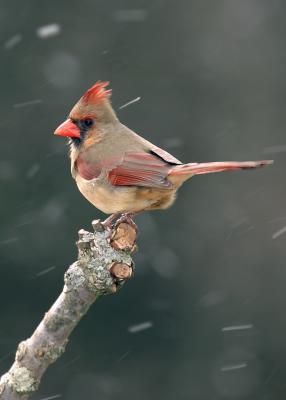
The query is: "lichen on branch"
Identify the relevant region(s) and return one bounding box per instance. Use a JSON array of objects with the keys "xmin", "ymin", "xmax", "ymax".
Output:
[{"xmin": 0, "ymin": 219, "xmax": 137, "ymax": 400}]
